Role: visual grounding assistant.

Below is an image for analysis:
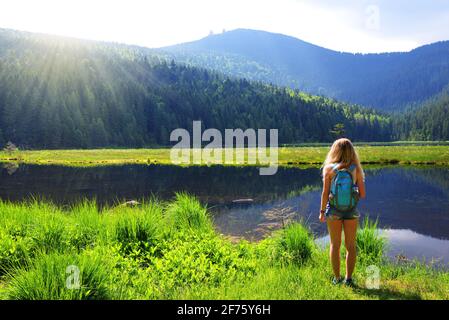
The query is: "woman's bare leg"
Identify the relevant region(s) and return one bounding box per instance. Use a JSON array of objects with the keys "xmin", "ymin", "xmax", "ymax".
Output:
[
  {"xmin": 327, "ymin": 219, "xmax": 343, "ymax": 279},
  {"xmin": 343, "ymin": 219, "xmax": 358, "ymax": 279}
]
